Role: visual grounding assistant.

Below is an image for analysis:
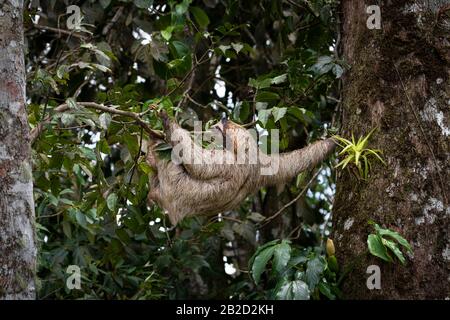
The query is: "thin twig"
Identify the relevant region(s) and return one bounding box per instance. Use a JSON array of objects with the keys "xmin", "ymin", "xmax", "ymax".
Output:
[
  {"xmin": 33, "ymin": 24, "xmax": 87, "ymax": 39},
  {"xmin": 261, "ymin": 167, "xmax": 322, "ymax": 226},
  {"xmin": 102, "ymin": 6, "xmax": 124, "ymax": 35}
]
